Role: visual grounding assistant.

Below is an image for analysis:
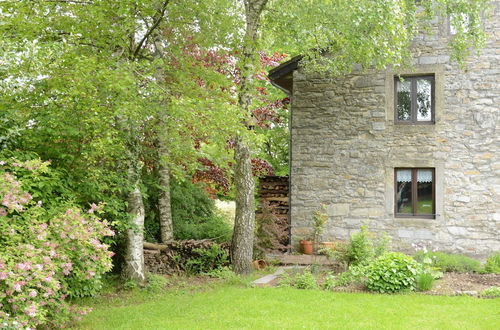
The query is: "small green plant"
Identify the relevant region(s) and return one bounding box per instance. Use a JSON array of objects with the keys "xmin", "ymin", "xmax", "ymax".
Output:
[
  {"xmin": 184, "ymin": 244, "xmax": 229, "ymax": 274},
  {"xmin": 330, "ymin": 226, "xmax": 391, "ymax": 268},
  {"xmin": 483, "ymin": 252, "xmax": 500, "ymax": 274},
  {"xmin": 480, "ymin": 286, "xmax": 500, "ymax": 298},
  {"xmin": 146, "ymin": 274, "xmax": 169, "ymax": 293},
  {"xmin": 415, "ymin": 272, "xmax": 435, "ymax": 291},
  {"xmin": 278, "ymin": 268, "xmax": 318, "ymax": 290},
  {"xmin": 322, "ymin": 265, "xmax": 368, "ymax": 290},
  {"xmin": 295, "ymin": 269, "xmax": 319, "ymax": 289},
  {"xmin": 312, "ymin": 205, "xmax": 329, "ymax": 242},
  {"xmin": 366, "ymin": 252, "xmax": 423, "ymax": 293},
  {"xmin": 414, "ymin": 251, "xmax": 481, "ymax": 273}
]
